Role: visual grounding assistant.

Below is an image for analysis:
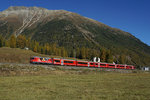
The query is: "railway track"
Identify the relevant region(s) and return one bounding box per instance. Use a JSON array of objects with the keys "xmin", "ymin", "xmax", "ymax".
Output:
[{"xmin": 0, "ymin": 62, "xmax": 135, "ymax": 73}]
